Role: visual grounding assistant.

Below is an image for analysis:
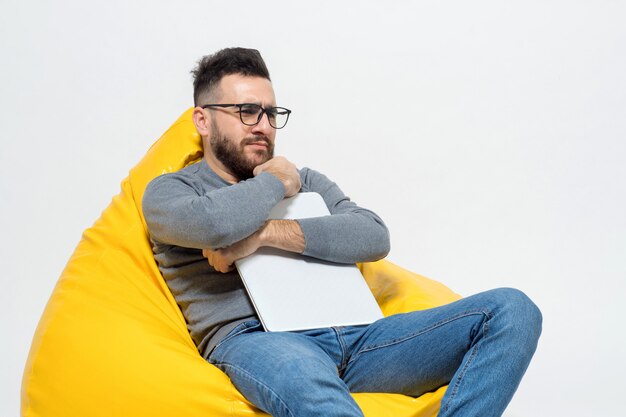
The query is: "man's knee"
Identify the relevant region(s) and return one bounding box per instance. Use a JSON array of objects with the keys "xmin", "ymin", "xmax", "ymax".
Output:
[{"xmin": 489, "ymin": 287, "xmax": 543, "ymax": 345}]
